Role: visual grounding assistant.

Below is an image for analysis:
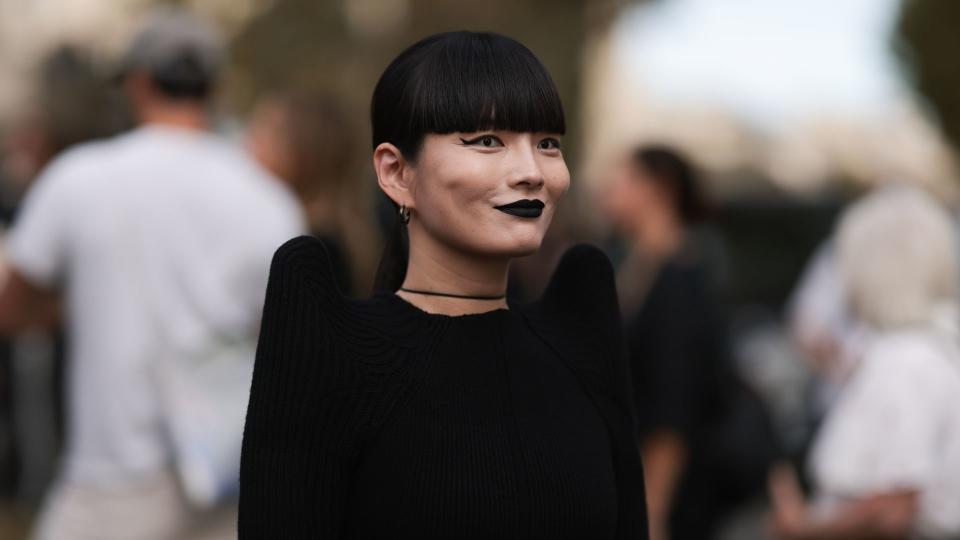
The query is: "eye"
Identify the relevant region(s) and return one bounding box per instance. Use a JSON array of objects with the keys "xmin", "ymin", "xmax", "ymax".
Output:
[
  {"xmin": 459, "ymin": 134, "xmax": 504, "ymax": 148},
  {"xmin": 538, "ymin": 137, "xmax": 562, "ymax": 151}
]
